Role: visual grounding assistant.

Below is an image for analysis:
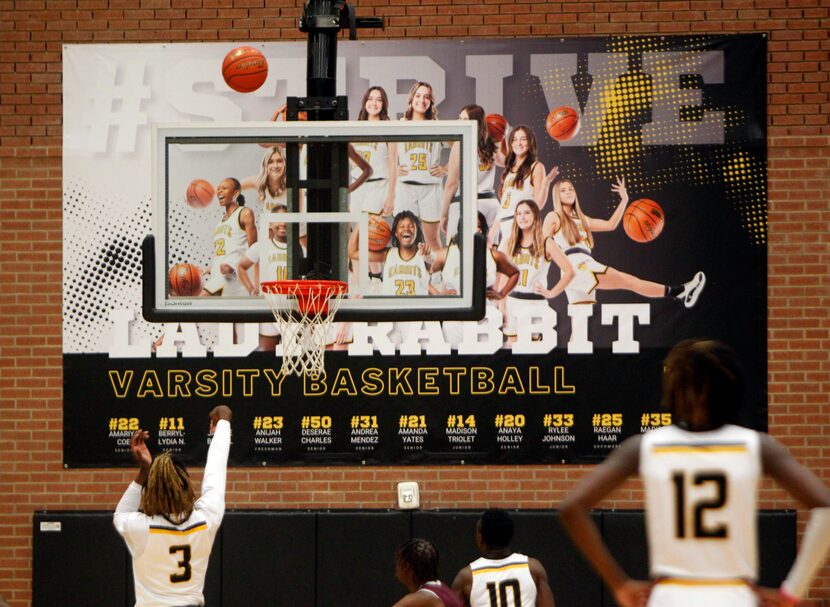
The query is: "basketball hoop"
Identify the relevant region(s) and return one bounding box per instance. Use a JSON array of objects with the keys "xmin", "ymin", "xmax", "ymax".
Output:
[{"xmin": 260, "ymin": 280, "xmax": 348, "ymax": 377}]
